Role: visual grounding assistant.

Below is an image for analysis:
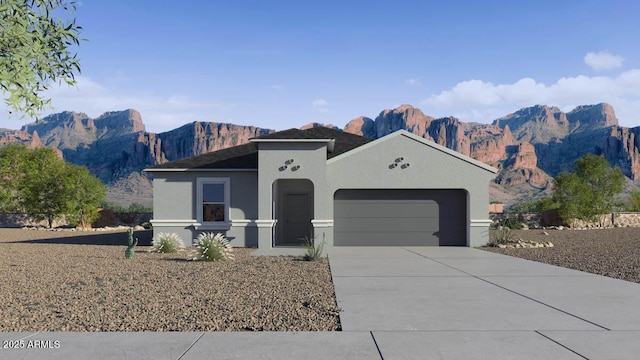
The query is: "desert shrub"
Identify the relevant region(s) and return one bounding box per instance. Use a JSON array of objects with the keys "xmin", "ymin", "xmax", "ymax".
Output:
[
  {"xmin": 627, "ymin": 188, "xmax": 640, "ymax": 211},
  {"xmin": 499, "ymin": 218, "xmax": 523, "ymax": 230},
  {"xmin": 489, "ymin": 228, "xmax": 512, "ymax": 246},
  {"xmin": 506, "ymin": 197, "xmax": 558, "ymax": 214},
  {"xmin": 151, "ymin": 232, "xmax": 185, "ymax": 253},
  {"xmin": 303, "ymin": 233, "xmax": 325, "ymax": 261},
  {"xmin": 191, "ymin": 232, "xmax": 233, "ymax": 261}
]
